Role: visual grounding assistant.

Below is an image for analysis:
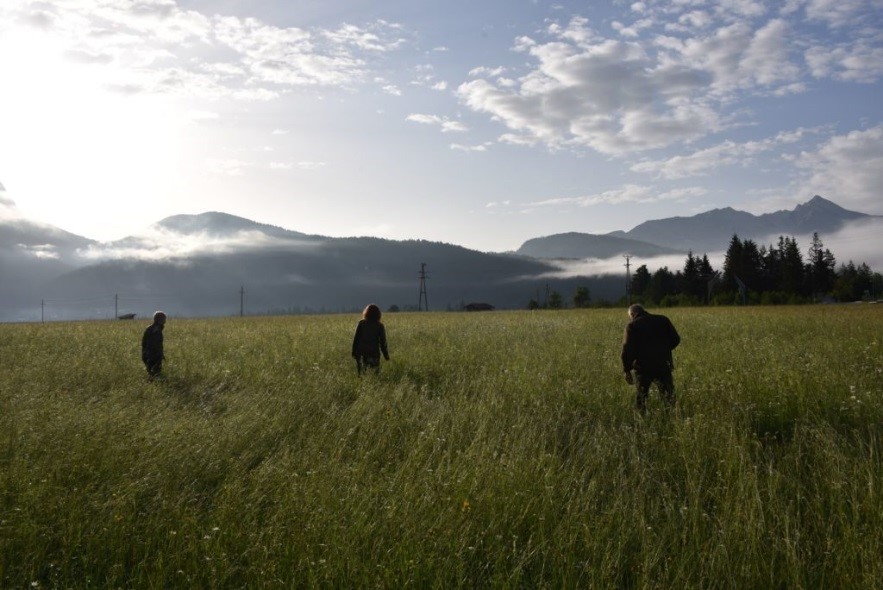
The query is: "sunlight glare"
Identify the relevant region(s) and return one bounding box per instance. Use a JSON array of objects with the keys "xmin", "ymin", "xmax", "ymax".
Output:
[{"xmin": 0, "ymin": 26, "xmax": 189, "ymax": 239}]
